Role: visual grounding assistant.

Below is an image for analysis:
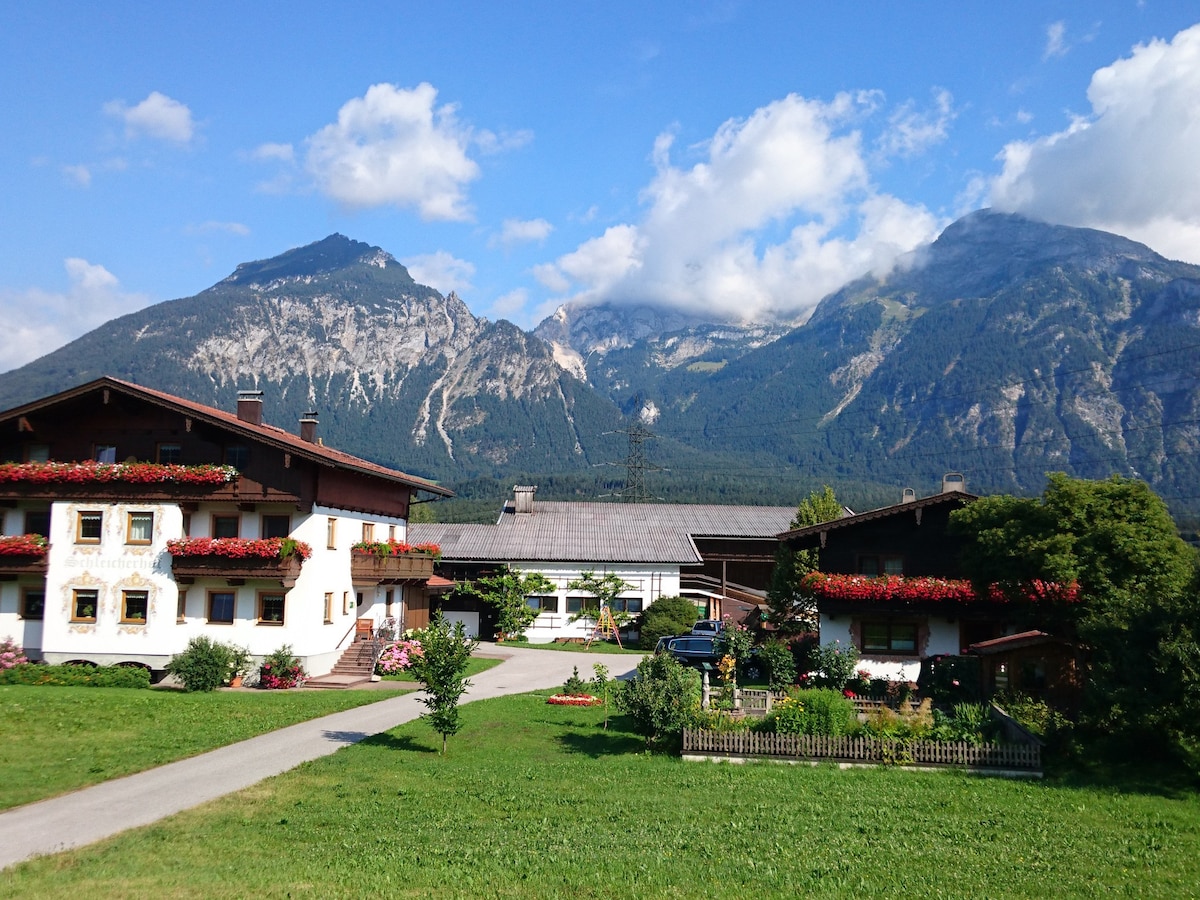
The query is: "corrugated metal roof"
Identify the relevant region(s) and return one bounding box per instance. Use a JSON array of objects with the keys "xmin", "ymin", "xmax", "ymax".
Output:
[
  {"xmin": 778, "ymin": 491, "xmax": 976, "ymax": 543},
  {"xmin": 410, "ymin": 501, "xmax": 796, "ymax": 565}
]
